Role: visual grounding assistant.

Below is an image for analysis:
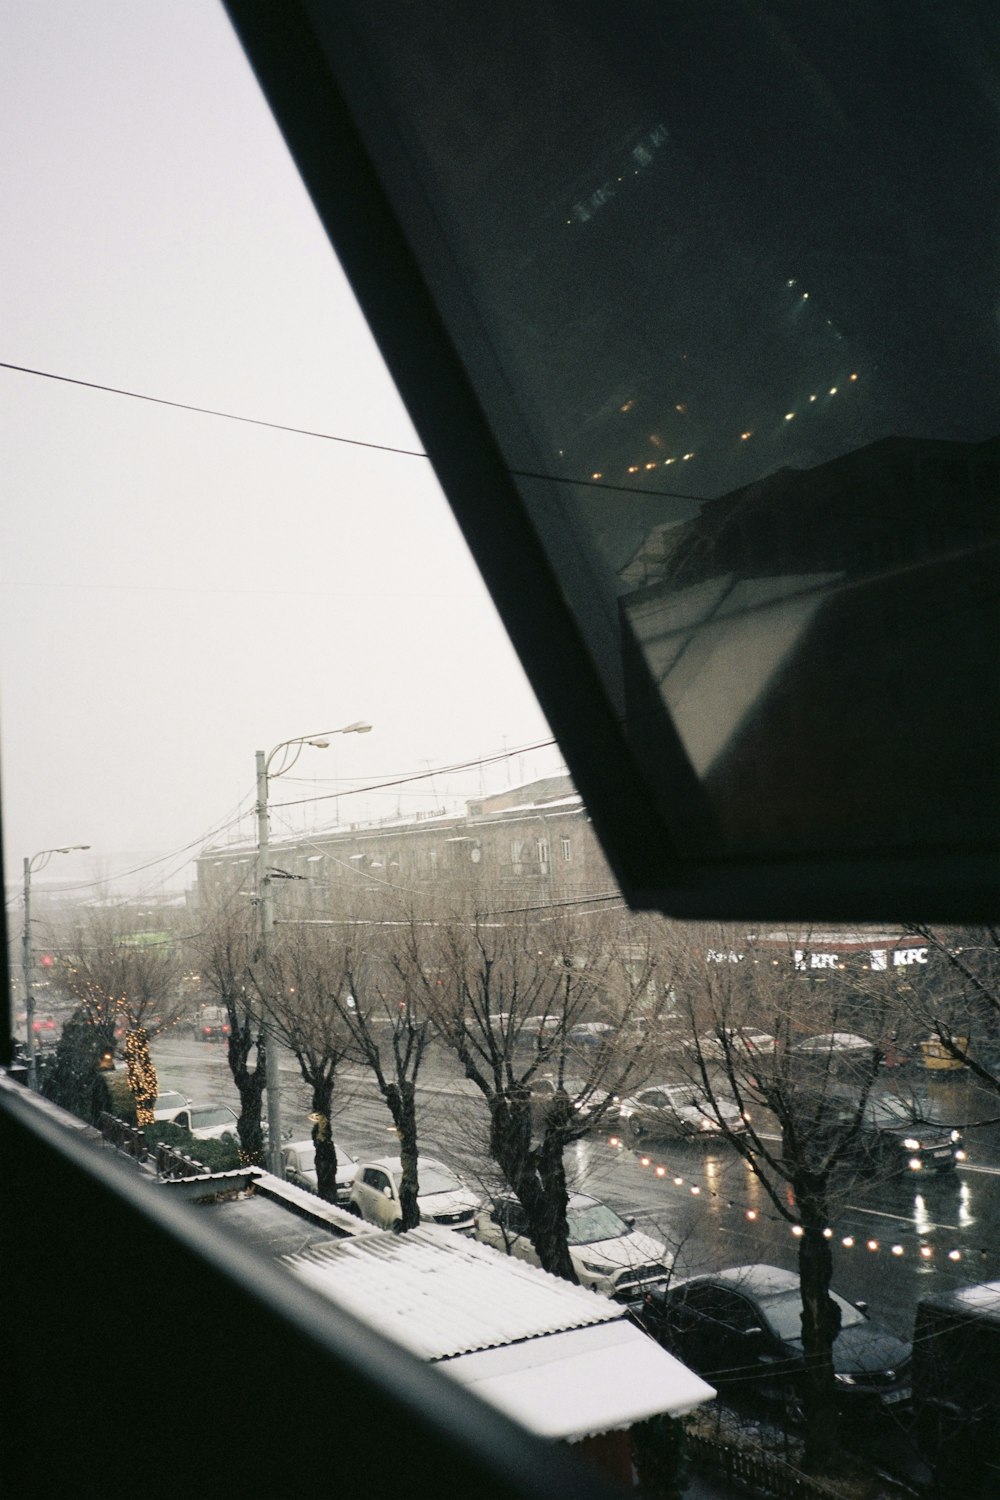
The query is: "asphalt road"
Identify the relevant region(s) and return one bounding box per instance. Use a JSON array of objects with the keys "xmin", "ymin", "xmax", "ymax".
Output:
[
  {"xmin": 152, "ymin": 1032, "xmax": 1000, "ymax": 1485},
  {"xmin": 151, "ymin": 1032, "xmax": 1000, "ymax": 1335}
]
